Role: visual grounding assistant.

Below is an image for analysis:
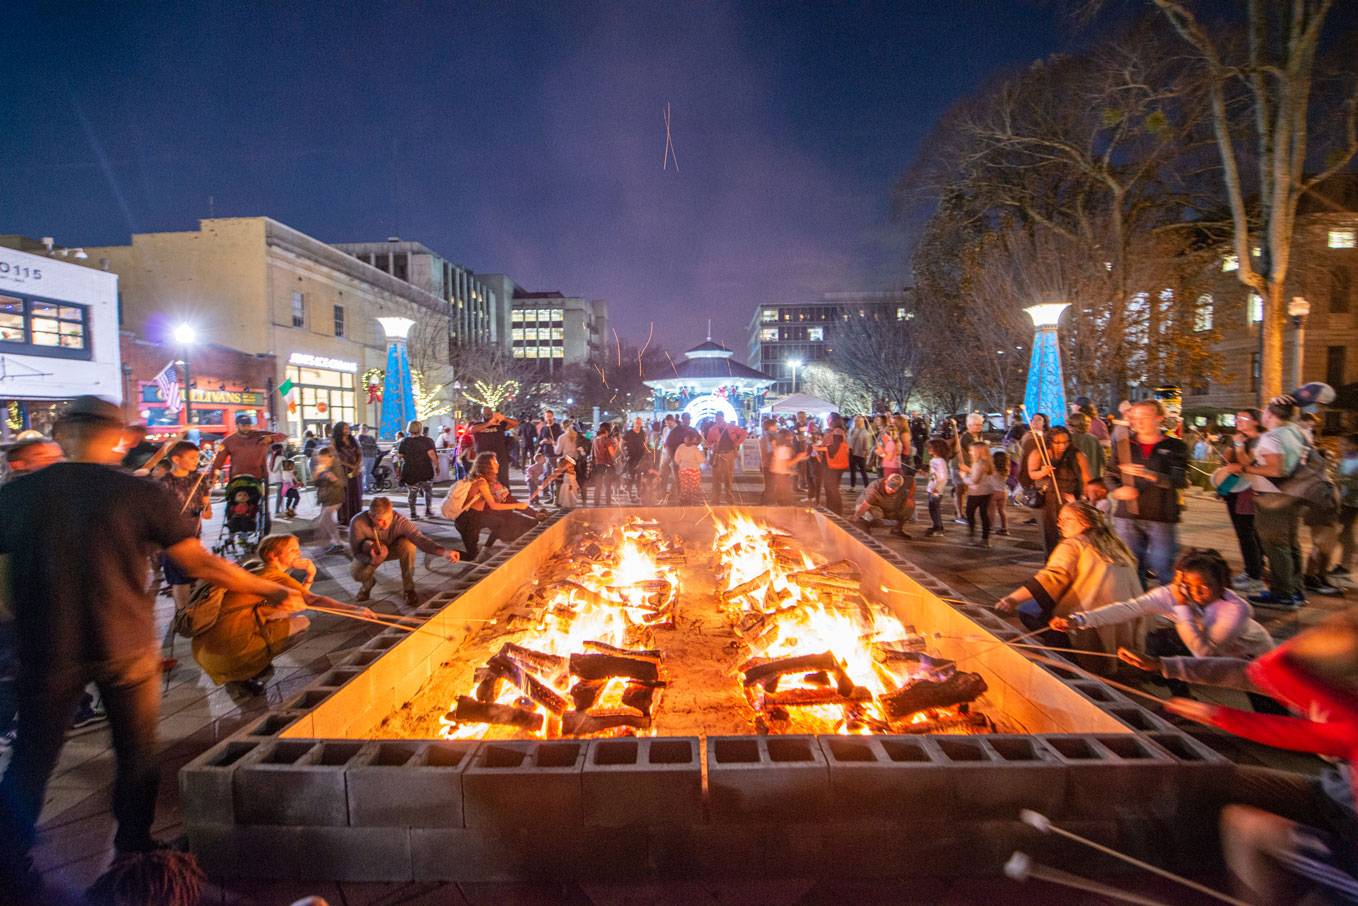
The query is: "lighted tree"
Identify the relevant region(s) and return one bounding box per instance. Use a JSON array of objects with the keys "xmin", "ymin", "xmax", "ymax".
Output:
[
  {"xmin": 463, "ymin": 379, "xmax": 520, "ymax": 411},
  {"xmin": 412, "ymin": 370, "xmax": 452, "ymax": 421}
]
